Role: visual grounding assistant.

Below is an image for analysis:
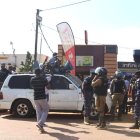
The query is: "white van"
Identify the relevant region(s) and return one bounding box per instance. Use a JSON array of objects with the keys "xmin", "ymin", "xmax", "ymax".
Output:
[{"xmin": 0, "ymin": 73, "xmax": 112, "ymax": 118}]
